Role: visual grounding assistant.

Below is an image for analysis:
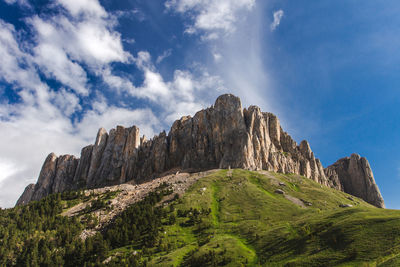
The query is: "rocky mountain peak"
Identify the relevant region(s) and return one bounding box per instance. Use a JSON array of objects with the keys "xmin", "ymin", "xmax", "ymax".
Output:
[
  {"xmin": 214, "ymin": 93, "xmax": 242, "ymax": 112},
  {"xmin": 299, "ymin": 140, "xmax": 313, "ymax": 159},
  {"xmin": 15, "ymin": 183, "xmax": 35, "ymax": 206},
  {"xmin": 325, "ymin": 153, "xmax": 385, "ymax": 208},
  {"xmin": 16, "ymin": 94, "xmax": 385, "ymax": 208},
  {"xmin": 95, "ymin": 127, "xmax": 108, "ymax": 146}
]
